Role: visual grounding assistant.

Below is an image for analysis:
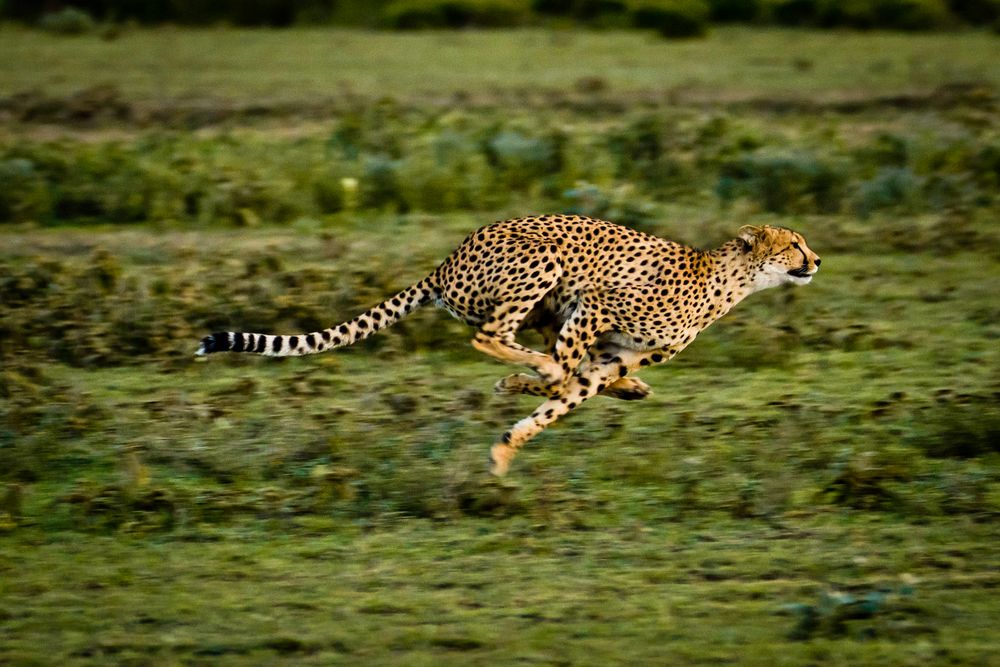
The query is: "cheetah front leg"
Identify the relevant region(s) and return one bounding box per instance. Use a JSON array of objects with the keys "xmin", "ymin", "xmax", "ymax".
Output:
[{"xmin": 489, "ymin": 345, "xmax": 675, "ymax": 476}]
